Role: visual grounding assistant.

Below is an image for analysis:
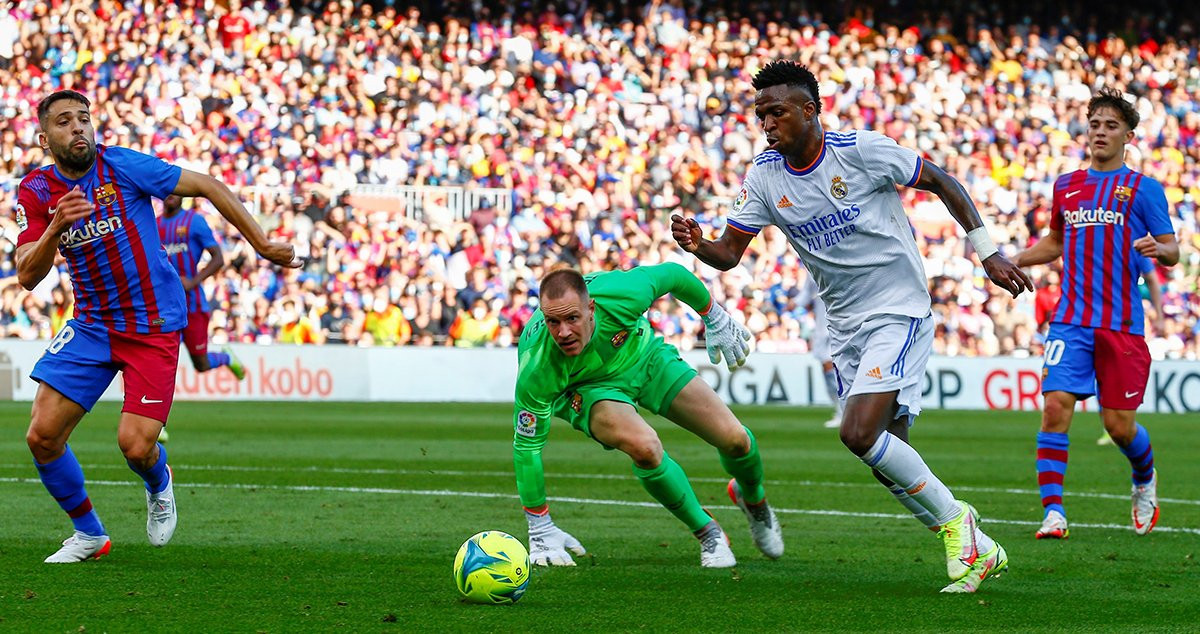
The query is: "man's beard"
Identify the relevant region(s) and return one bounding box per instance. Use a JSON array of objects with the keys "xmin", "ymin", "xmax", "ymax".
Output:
[{"xmin": 53, "ymin": 138, "xmax": 96, "ymax": 174}]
